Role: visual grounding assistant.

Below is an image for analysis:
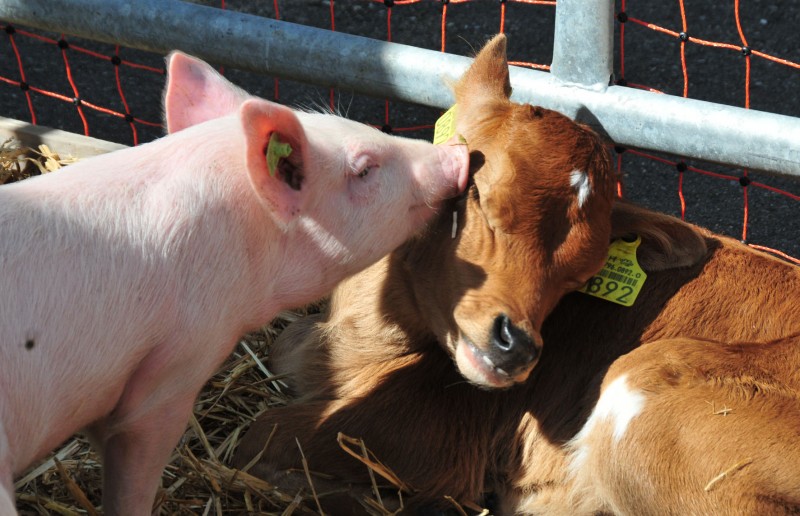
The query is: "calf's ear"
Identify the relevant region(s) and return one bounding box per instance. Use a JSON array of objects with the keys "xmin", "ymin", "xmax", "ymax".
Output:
[
  {"xmin": 164, "ymin": 51, "xmax": 252, "ymax": 133},
  {"xmin": 455, "ymin": 33, "xmax": 512, "ymax": 105},
  {"xmin": 611, "ymin": 201, "xmax": 708, "ymax": 271},
  {"xmin": 240, "ymin": 98, "xmax": 310, "ymax": 229},
  {"xmin": 452, "ymin": 34, "xmax": 514, "ymax": 142}
]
